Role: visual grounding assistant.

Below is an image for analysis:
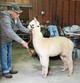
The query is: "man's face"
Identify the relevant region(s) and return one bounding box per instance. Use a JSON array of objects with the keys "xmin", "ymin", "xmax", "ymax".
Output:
[{"xmin": 11, "ymin": 11, "xmax": 20, "ymax": 19}]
